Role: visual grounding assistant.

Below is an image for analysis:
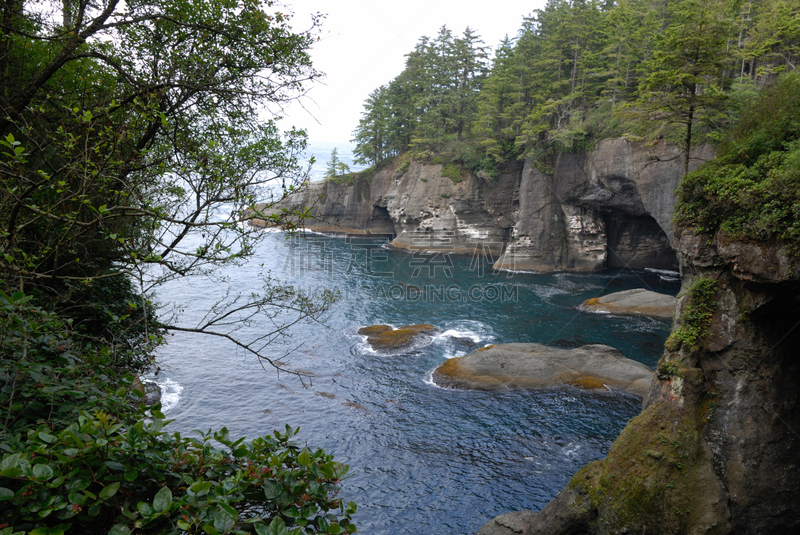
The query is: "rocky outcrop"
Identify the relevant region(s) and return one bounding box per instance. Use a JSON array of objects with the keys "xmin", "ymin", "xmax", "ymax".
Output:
[
  {"xmin": 359, "ymin": 324, "xmax": 439, "ymax": 353},
  {"xmin": 251, "ymin": 139, "xmax": 713, "ymax": 272},
  {"xmin": 479, "ymin": 231, "xmax": 800, "ymax": 534},
  {"xmin": 579, "ymin": 288, "xmax": 678, "ymax": 320},
  {"xmin": 432, "ymin": 343, "xmax": 654, "ymax": 397}
]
